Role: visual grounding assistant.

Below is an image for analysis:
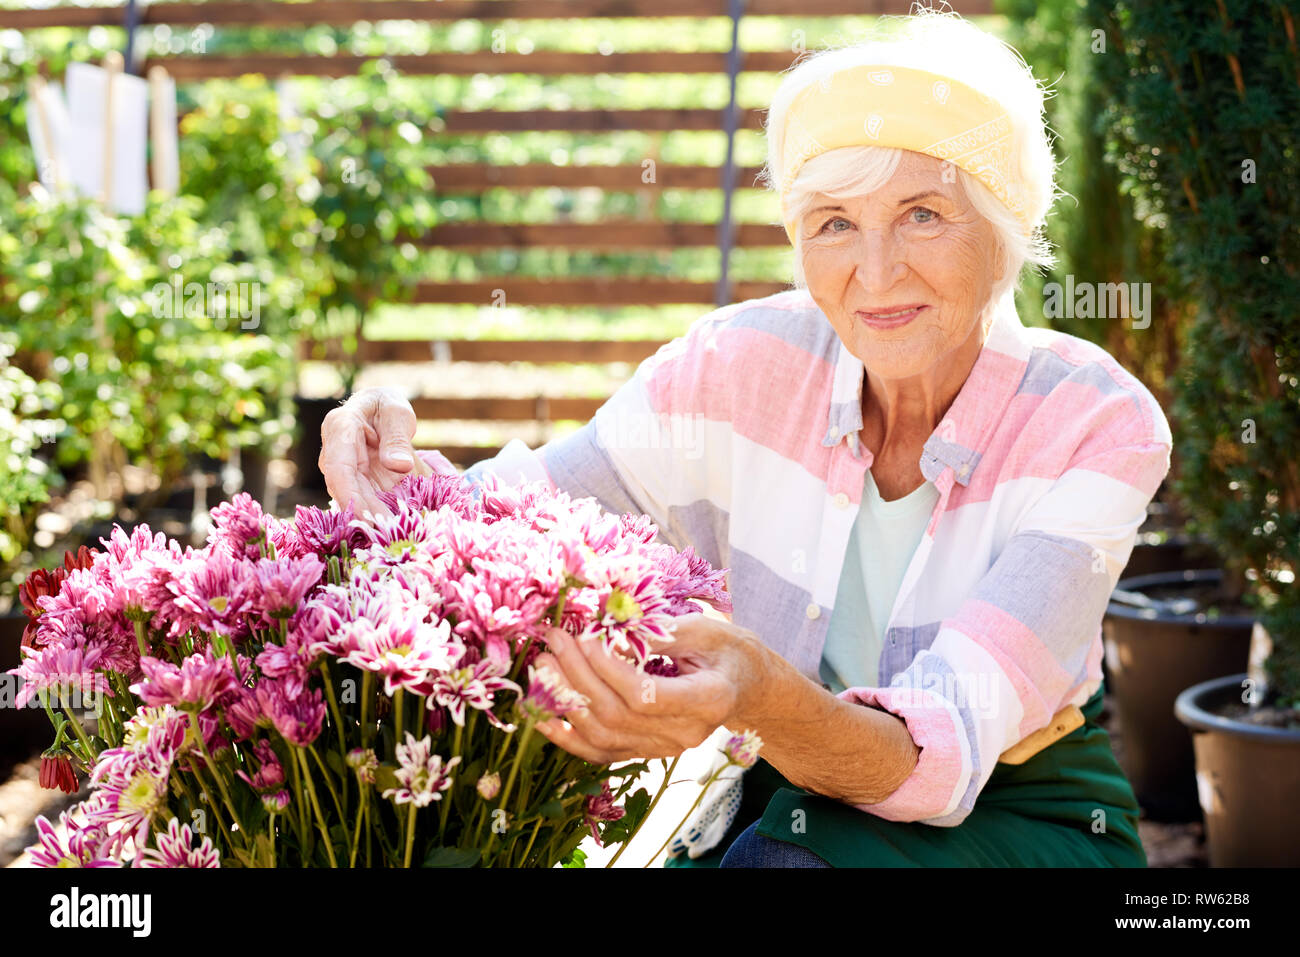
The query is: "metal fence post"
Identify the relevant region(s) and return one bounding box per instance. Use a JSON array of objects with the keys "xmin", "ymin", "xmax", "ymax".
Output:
[{"xmin": 714, "ymin": 0, "xmax": 747, "ymax": 309}]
